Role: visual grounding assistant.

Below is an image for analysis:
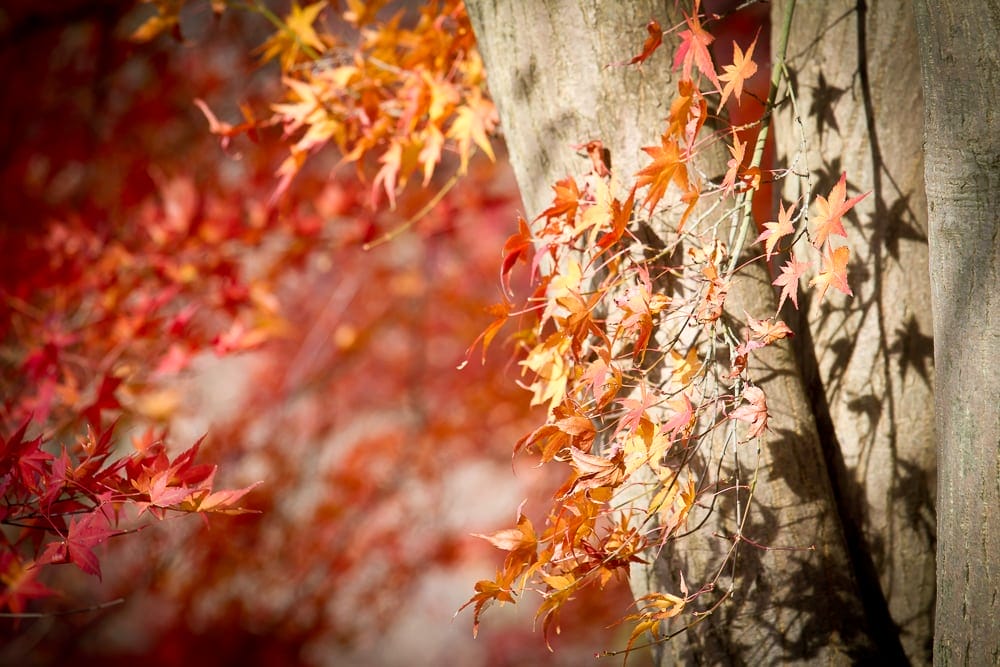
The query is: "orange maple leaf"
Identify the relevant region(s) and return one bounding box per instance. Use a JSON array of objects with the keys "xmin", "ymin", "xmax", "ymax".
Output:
[
  {"xmin": 474, "ymin": 513, "xmax": 538, "ymax": 558},
  {"xmin": 812, "ymin": 172, "xmax": 870, "ymax": 248},
  {"xmin": 667, "ymin": 79, "xmax": 707, "ymax": 149},
  {"xmin": 809, "ymin": 244, "xmax": 853, "ymax": 302},
  {"xmin": 718, "ymin": 37, "xmax": 759, "ymax": 109},
  {"xmin": 746, "ymin": 312, "xmax": 794, "ymax": 345},
  {"xmin": 636, "ymin": 134, "xmax": 689, "ymax": 213},
  {"xmin": 721, "ymin": 132, "xmax": 747, "ymax": 196},
  {"xmin": 569, "ymin": 447, "xmax": 626, "ymax": 492},
  {"xmin": 540, "ymin": 176, "xmax": 581, "ymax": 226},
  {"xmin": 756, "ymin": 200, "xmax": 796, "ymax": 259}
]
